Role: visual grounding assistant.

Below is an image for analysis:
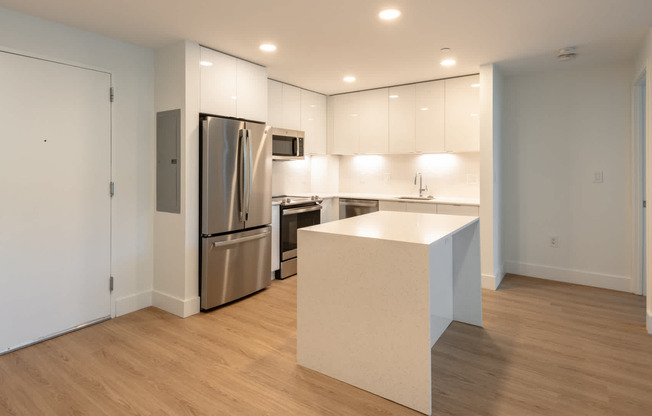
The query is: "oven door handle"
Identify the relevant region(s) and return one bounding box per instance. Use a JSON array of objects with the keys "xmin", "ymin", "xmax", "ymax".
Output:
[{"xmin": 282, "ymin": 205, "xmax": 323, "ymax": 216}]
